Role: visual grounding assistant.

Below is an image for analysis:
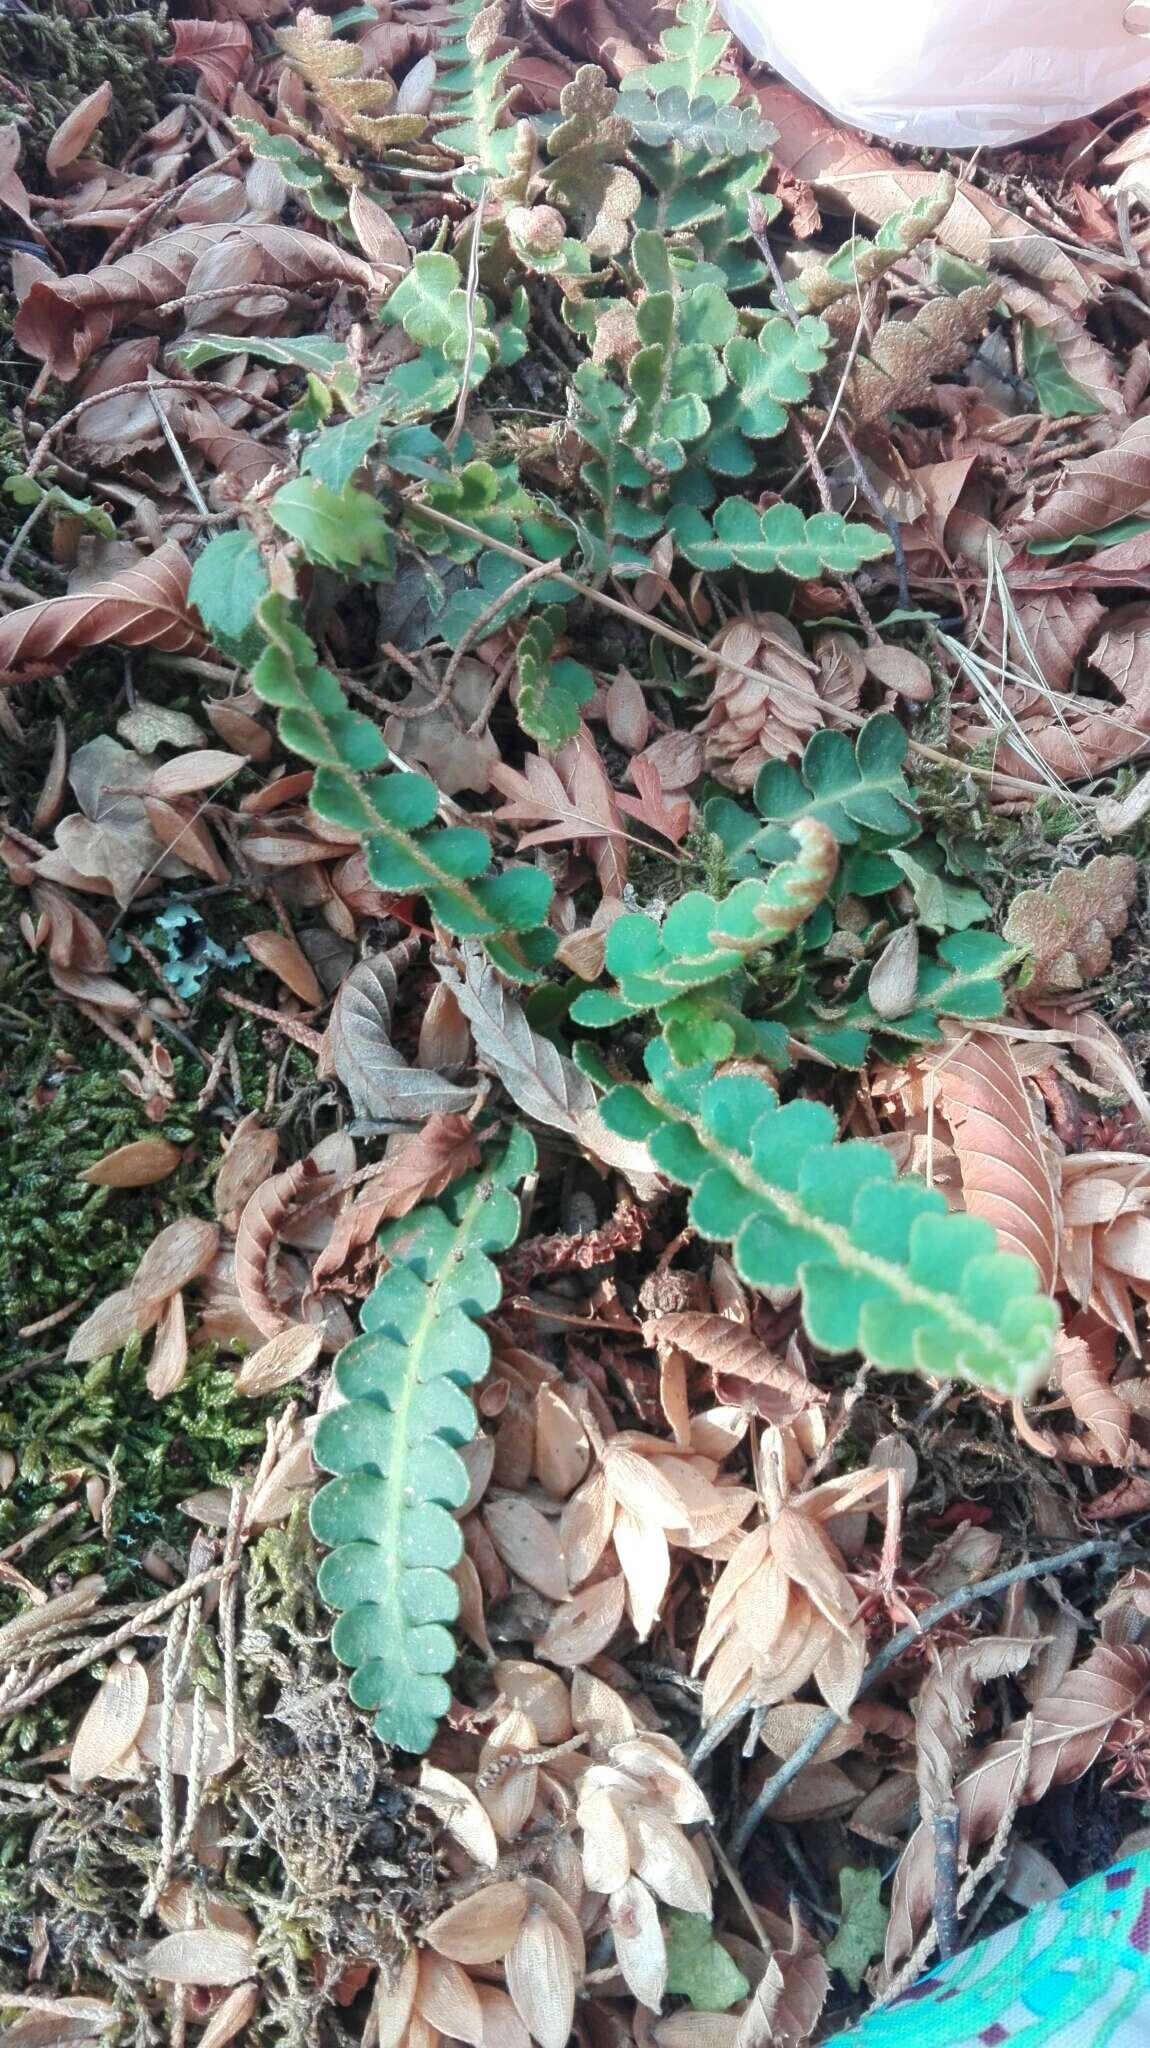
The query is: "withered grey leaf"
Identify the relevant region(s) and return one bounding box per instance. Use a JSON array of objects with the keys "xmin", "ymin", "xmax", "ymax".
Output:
[{"xmin": 329, "ymin": 953, "xmax": 473, "ymax": 1124}]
